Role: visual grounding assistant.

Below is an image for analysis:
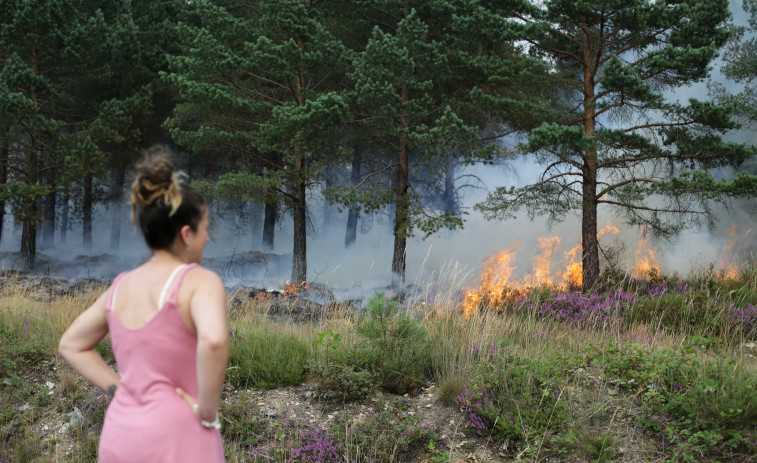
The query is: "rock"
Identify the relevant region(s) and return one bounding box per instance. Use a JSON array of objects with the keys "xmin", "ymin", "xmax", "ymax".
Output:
[
  {"xmin": 46, "ymin": 381, "xmax": 55, "ymax": 389},
  {"xmin": 2, "ymin": 378, "xmax": 10, "ymax": 386},
  {"xmin": 19, "ymin": 403, "xmax": 31, "ymax": 412},
  {"xmin": 67, "ymin": 407, "xmax": 84, "ymax": 427},
  {"xmin": 744, "ymin": 342, "xmax": 756, "ymax": 349},
  {"xmin": 59, "ymin": 423, "xmax": 69, "ymax": 434},
  {"xmin": 426, "ymin": 385, "xmax": 437, "ymax": 394}
]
